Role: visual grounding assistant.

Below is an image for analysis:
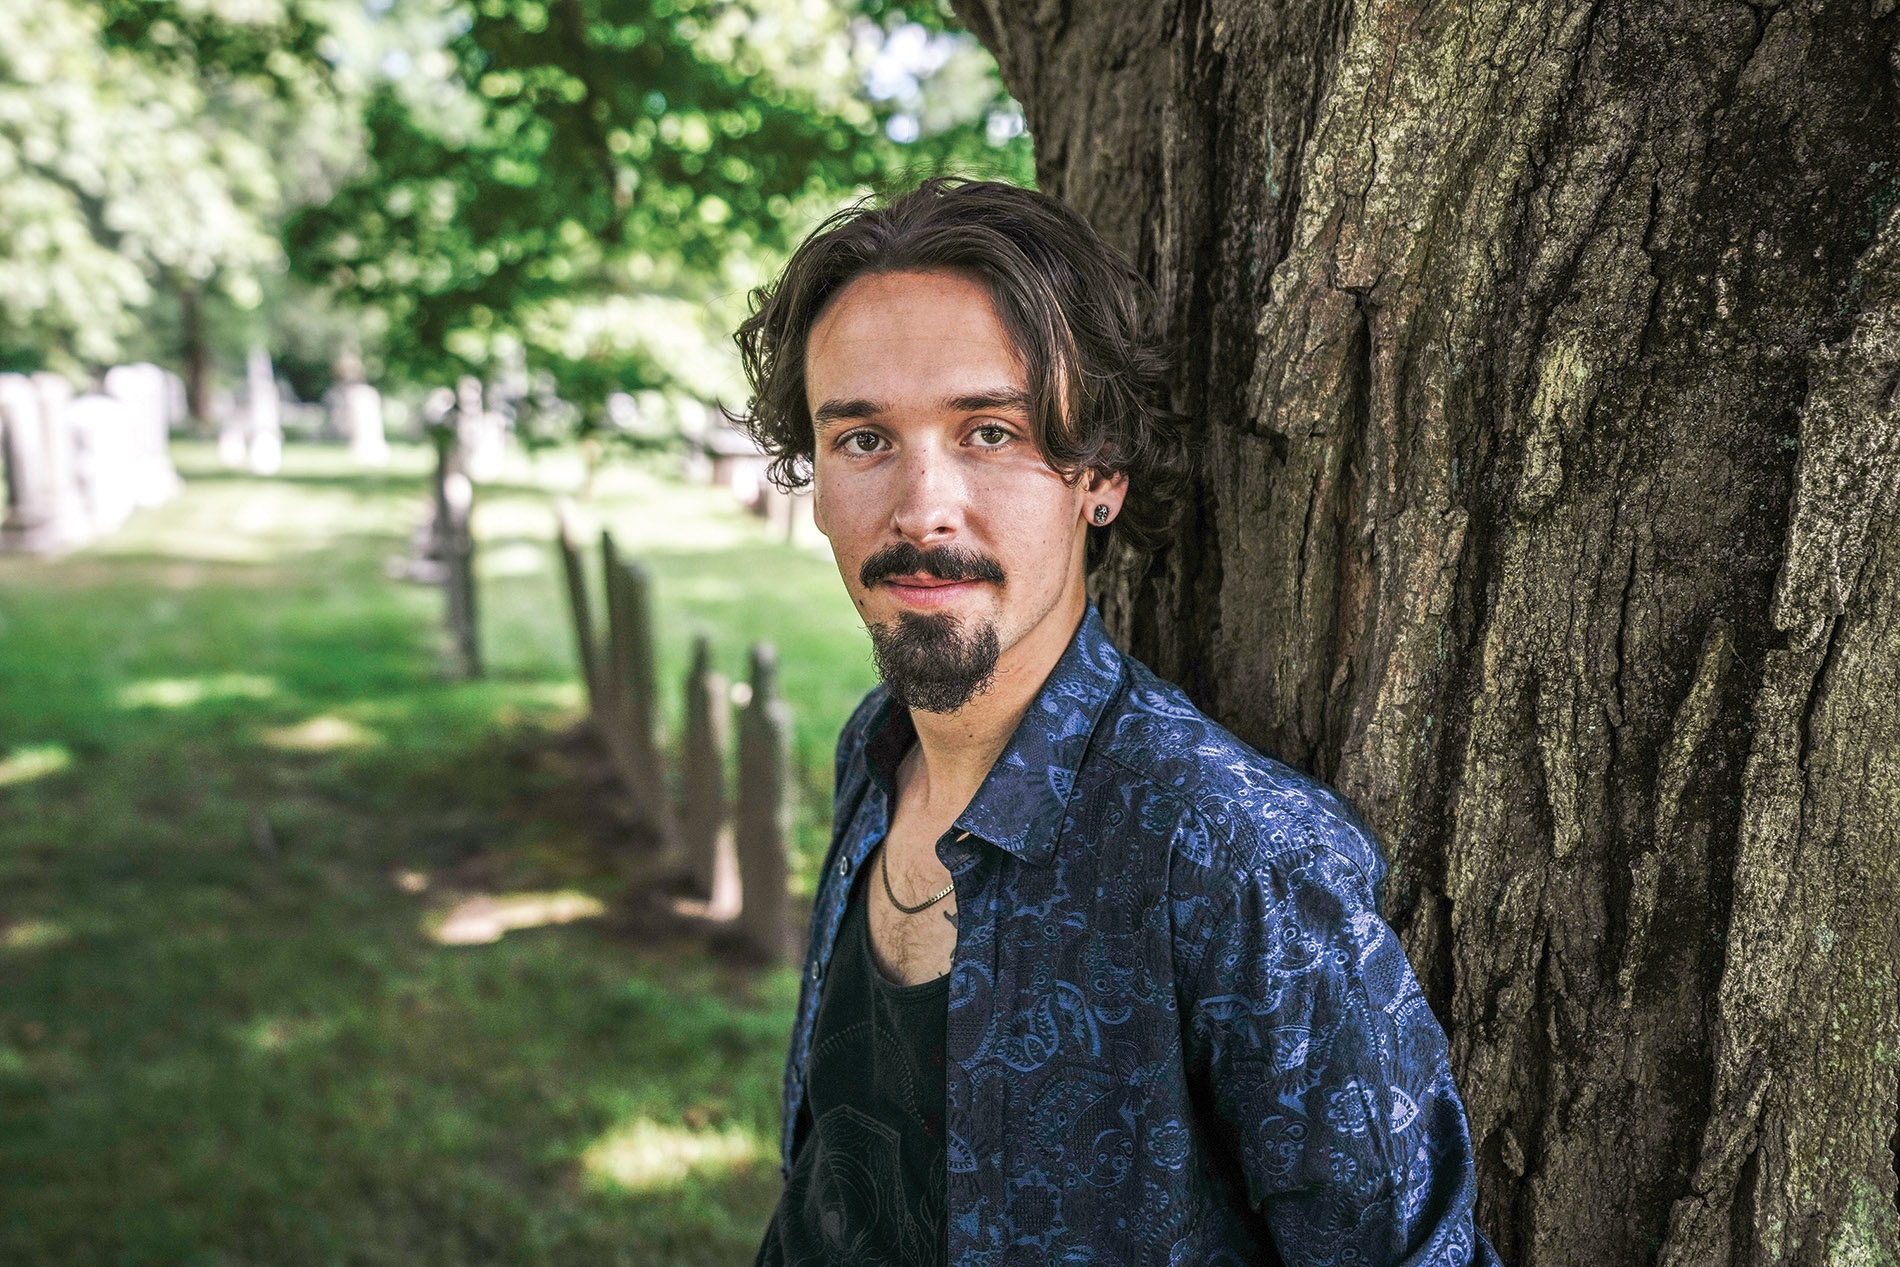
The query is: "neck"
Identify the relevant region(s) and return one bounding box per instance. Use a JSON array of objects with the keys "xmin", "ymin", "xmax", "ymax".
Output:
[{"xmin": 902, "ymin": 588, "xmax": 1087, "ymax": 813}]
